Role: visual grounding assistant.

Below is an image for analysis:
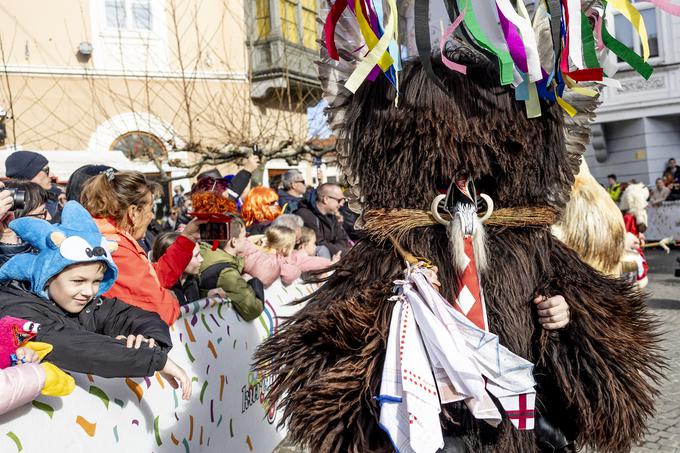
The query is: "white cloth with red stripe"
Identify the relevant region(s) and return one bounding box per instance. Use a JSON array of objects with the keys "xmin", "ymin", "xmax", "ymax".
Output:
[{"xmin": 378, "ymin": 266, "xmax": 536, "ymax": 453}]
